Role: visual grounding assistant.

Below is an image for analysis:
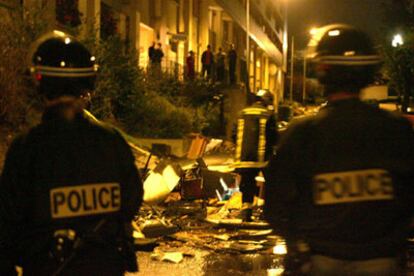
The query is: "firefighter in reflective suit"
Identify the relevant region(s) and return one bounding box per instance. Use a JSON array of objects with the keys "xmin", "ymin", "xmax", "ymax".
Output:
[
  {"xmin": 264, "ymin": 24, "xmax": 414, "ymax": 275},
  {"xmin": 234, "ymin": 89, "xmax": 278, "ymax": 207},
  {"xmin": 0, "ymin": 31, "xmax": 143, "ymax": 275}
]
